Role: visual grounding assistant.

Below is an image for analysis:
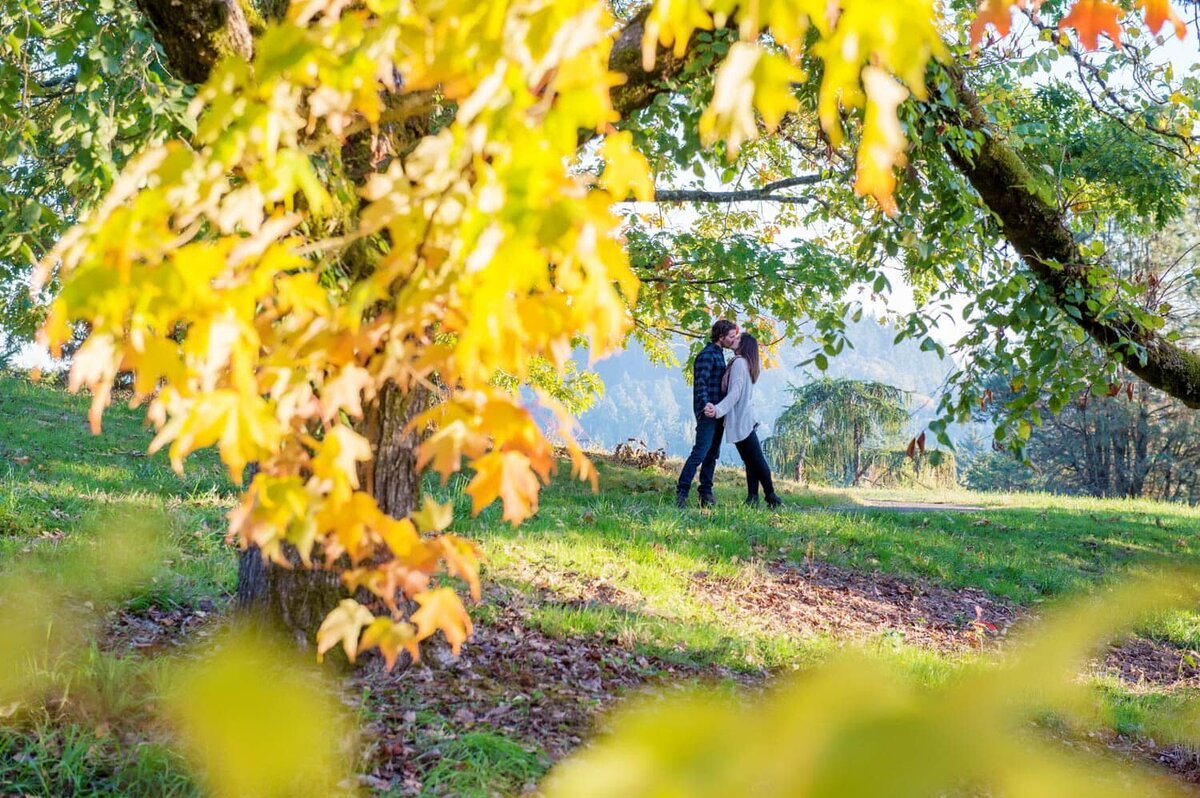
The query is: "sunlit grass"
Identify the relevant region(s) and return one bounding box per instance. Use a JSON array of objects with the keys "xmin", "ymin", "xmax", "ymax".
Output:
[{"xmin": 5, "ymin": 372, "xmax": 1200, "ymax": 793}]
